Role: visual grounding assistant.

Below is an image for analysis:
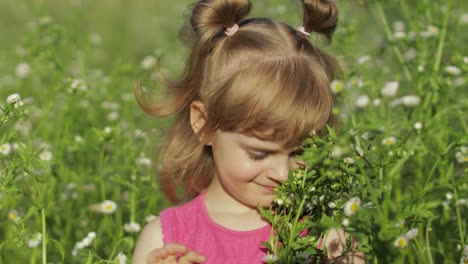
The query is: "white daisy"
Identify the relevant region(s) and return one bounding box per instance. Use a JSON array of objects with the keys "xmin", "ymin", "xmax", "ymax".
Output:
[
  {"xmin": 99, "ymin": 200, "xmax": 117, "ymax": 214},
  {"xmin": 262, "ymin": 253, "xmax": 278, "ymax": 263},
  {"xmin": 330, "ymin": 80, "xmax": 344, "ymax": 94},
  {"xmin": 38, "ymin": 151, "xmax": 53, "ymax": 161},
  {"xmin": 445, "ymin": 65, "xmax": 461, "ymax": 76},
  {"xmin": 123, "ymin": 222, "xmax": 141, "ymax": 233},
  {"xmin": 28, "ymin": 233, "xmax": 43, "ymax": 248},
  {"xmin": 0, "ymin": 143, "xmax": 12, "ymax": 155},
  {"xmin": 414, "ymin": 122, "xmax": 423, "ymax": 130},
  {"xmin": 115, "ymin": 252, "xmax": 127, "ymax": 264},
  {"xmin": 344, "ymin": 197, "xmax": 361, "ymax": 216},
  {"xmin": 6, "ymin": 93, "xmax": 21, "ymax": 105},
  {"xmin": 393, "ymin": 236, "xmax": 408, "ymax": 249},
  {"xmin": 341, "ymin": 218, "xmax": 350, "ymax": 227},
  {"xmin": 70, "ymin": 79, "xmax": 88, "ymax": 93},
  {"xmin": 401, "ymin": 95, "xmax": 421, "ymax": 107},
  {"xmin": 382, "ymin": 136, "xmax": 397, "ymax": 146},
  {"xmin": 141, "ymin": 56, "xmax": 156, "ymax": 70},
  {"xmin": 404, "ymin": 228, "xmax": 419, "ymax": 240},
  {"xmin": 8, "ymin": 209, "xmax": 21, "ymax": 223},
  {"xmin": 381, "ymin": 81, "xmax": 399, "ymax": 97},
  {"xmin": 15, "ymin": 63, "xmax": 31, "ymax": 78},
  {"xmin": 355, "ymin": 95, "xmax": 370, "ymax": 108}
]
